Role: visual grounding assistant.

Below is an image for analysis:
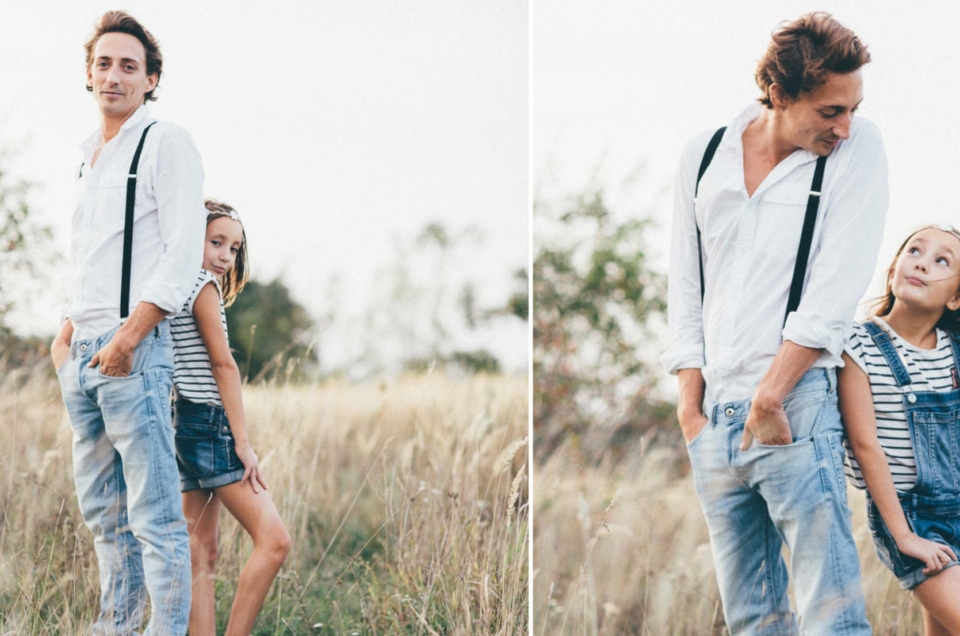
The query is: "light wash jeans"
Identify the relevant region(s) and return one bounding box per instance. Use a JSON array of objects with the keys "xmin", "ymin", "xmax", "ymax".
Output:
[
  {"xmin": 686, "ymin": 369, "xmax": 870, "ymax": 636},
  {"xmin": 57, "ymin": 322, "xmax": 190, "ymax": 636}
]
